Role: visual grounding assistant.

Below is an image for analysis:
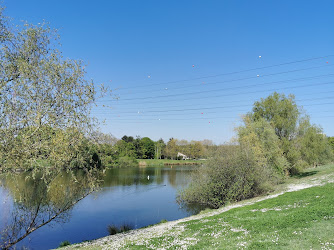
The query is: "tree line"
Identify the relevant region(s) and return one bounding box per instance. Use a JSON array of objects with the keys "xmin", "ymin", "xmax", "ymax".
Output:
[{"xmin": 89, "ymin": 135, "xmax": 212, "ymax": 168}]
